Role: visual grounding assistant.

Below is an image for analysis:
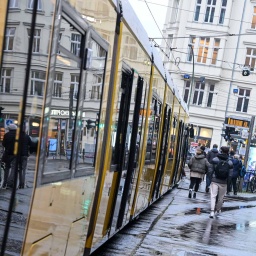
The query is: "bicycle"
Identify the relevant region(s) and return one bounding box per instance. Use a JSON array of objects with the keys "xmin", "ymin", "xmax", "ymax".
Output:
[
  {"xmin": 249, "ymin": 172, "xmax": 256, "ymax": 193},
  {"xmin": 245, "ymin": 170, "xmax": 256, "ymax": 193},
  {"xmin": 0, "ymin": 148, "xmax": 4, "ymax": 188}
]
